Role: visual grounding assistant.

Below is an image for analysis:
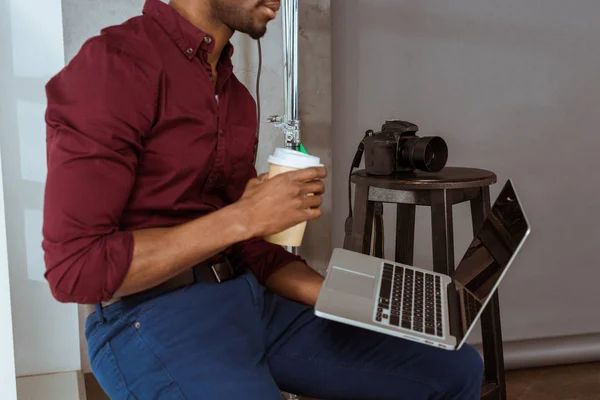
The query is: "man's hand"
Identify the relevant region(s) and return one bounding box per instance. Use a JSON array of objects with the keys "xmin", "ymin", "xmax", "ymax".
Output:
[
  {"xmin": 236, "ymin": 166, "xmax": 327, "ymax": 238},
  {"xmin": 265, "ymin": 261, "xmax": 324, "ymax": 307}
]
